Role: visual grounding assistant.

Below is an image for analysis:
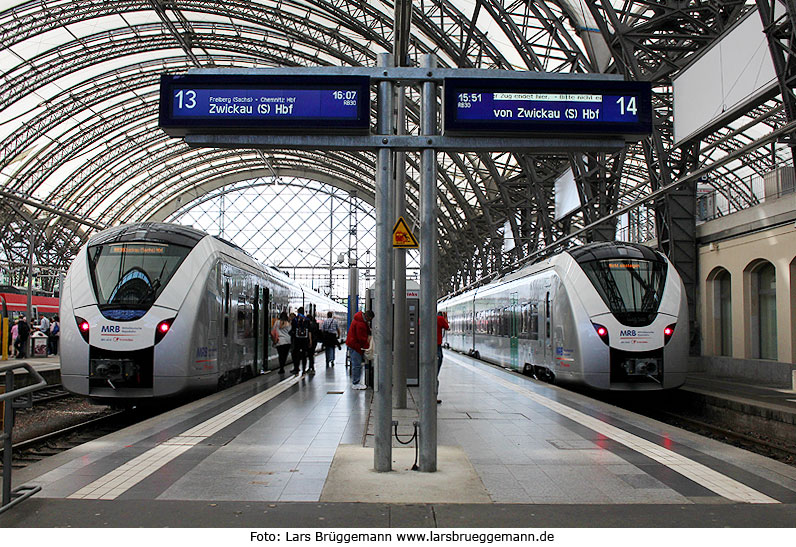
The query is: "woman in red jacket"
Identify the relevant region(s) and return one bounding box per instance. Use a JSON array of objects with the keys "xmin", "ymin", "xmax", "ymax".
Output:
[{"xmin": 345, "ymin": 310, "xmax": 373, "ymax": 390}]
